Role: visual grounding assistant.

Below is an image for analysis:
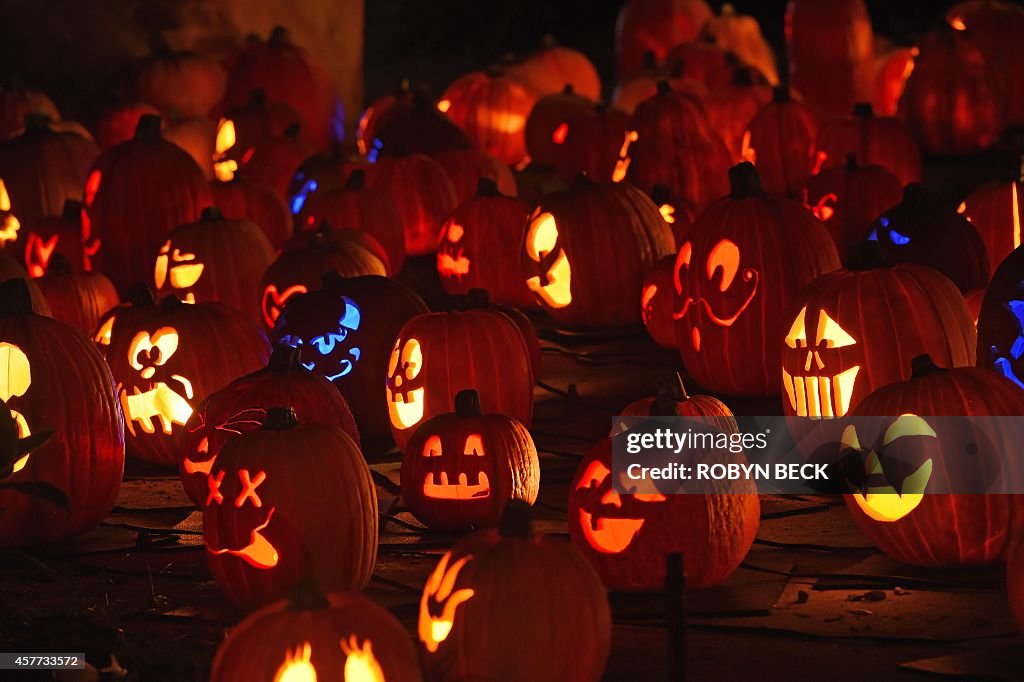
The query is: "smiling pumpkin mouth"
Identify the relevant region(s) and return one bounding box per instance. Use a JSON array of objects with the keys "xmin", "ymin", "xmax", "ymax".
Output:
[
  {"xmin": 423, "ymin": 471, "xmax": 491, "ymax": 499},
  {"xmin": 388, "ymin": 387, "xmax": 424, "ymax": 429},
  {"xmin": 207, "ymin": 507, "xmax": 279, "ymax": 569}
]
